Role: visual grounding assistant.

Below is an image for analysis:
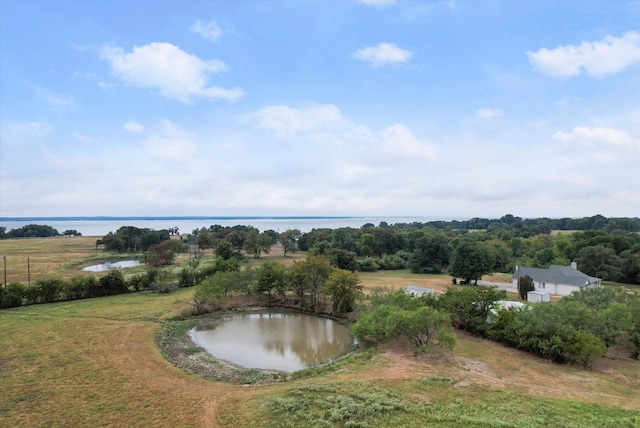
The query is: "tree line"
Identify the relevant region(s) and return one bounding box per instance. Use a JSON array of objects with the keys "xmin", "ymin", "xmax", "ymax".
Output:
[
  {"xmin": 192, "ymin": 254, "xmax": 362, "ymax": 315},
  {"xmin": 0, "ymin": 224, "xmax": 81, "ymax": 238},
  {"xmin": 292, "ymin": 224, "xmax": 640, "ymax": 285},
  {"xmin": 140, "ymin": 218, "xmax": 640, "ymax": 285}
]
